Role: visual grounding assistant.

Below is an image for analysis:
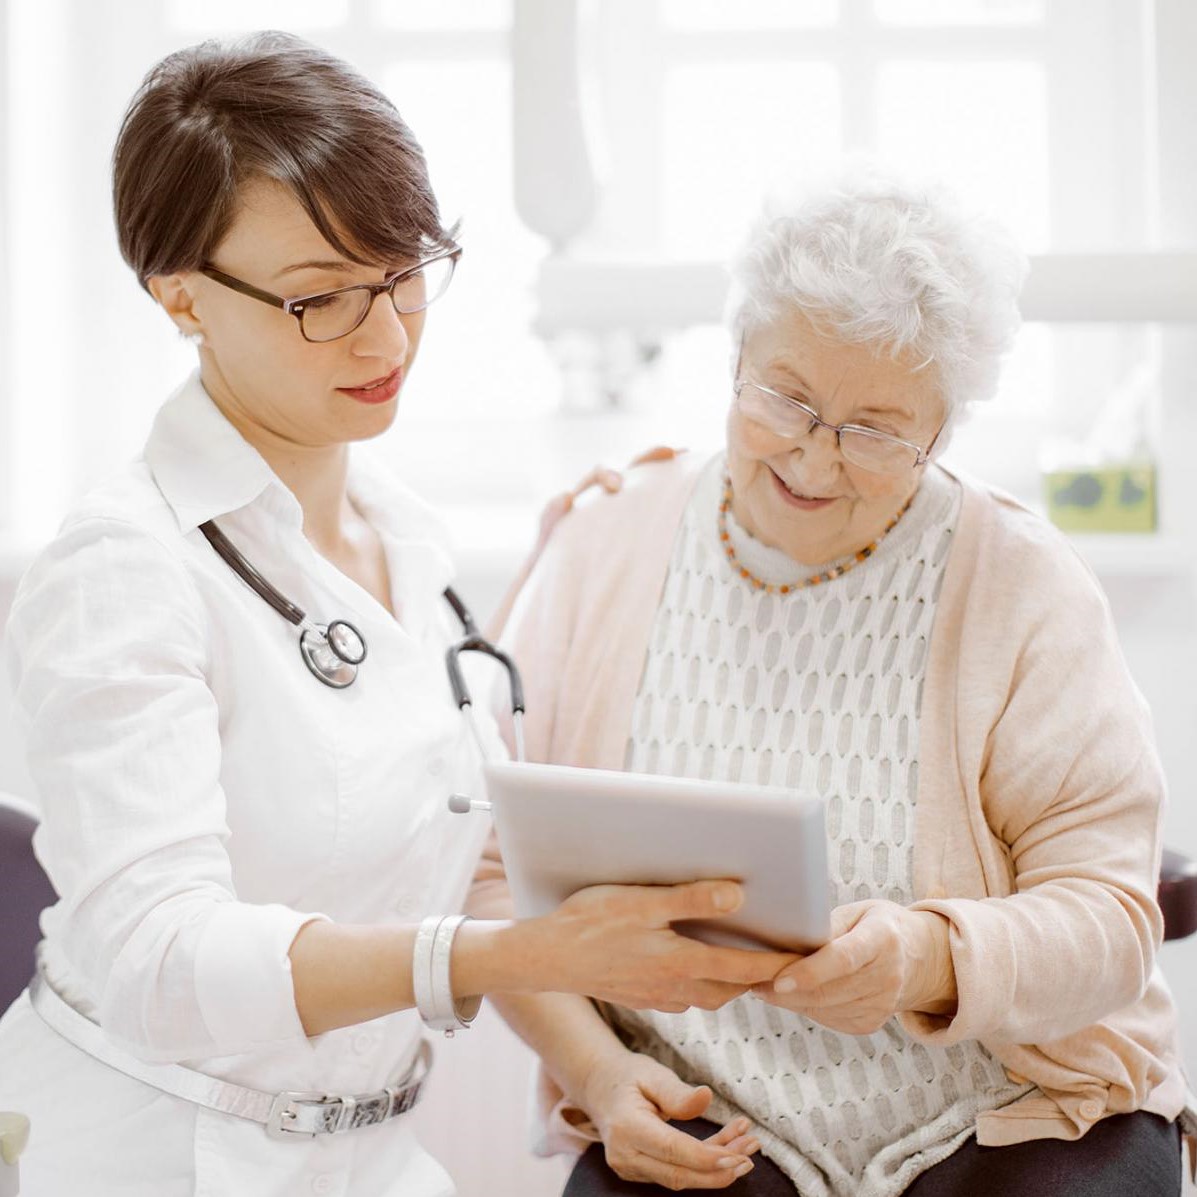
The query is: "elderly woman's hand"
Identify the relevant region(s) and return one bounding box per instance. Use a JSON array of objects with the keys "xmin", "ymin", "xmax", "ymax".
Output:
[
  {"xmin": 580, "ymin": 1050, "xmax": 759, "ymax": 1189},
  {"xmin": 753, "ymin": 901, "xmax": 957, "ymax": 1034}
]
